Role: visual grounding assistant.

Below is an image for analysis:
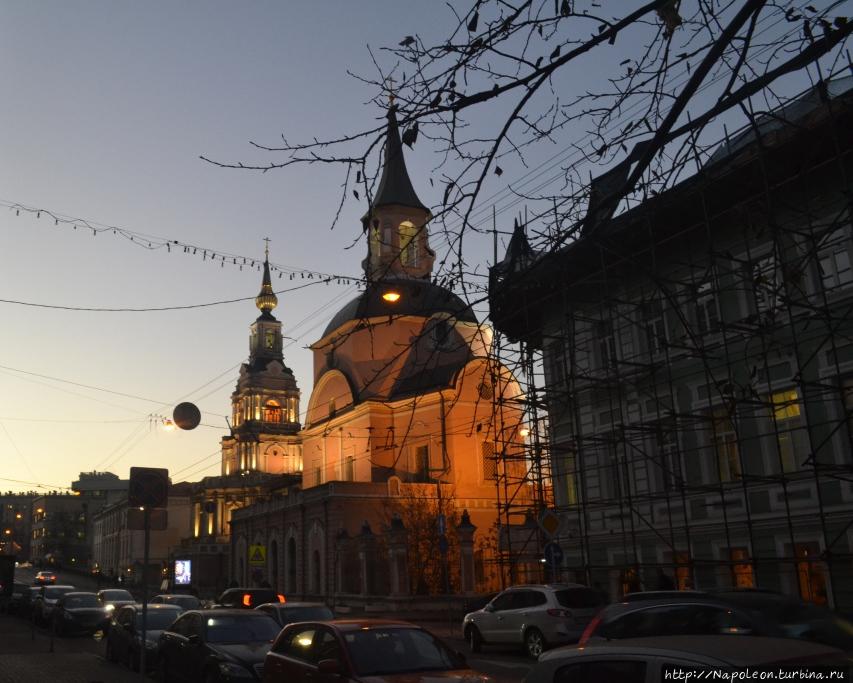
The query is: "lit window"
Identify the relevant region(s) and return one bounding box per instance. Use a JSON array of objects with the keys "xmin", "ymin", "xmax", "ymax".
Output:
[
  {"xmin": 728, "ymin": 547, "xmax": 755, "ymax": 588},
  {"xmin": 769, "ymin": 389, "xmax": 806, "ymax": 473},
  {"xmin": 399, "ymin": 221, "xmax": 418, "ymax": 266},
  {"xmin": 263, "ymin": 400, "xmax": 282, "ymax": 423}
]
